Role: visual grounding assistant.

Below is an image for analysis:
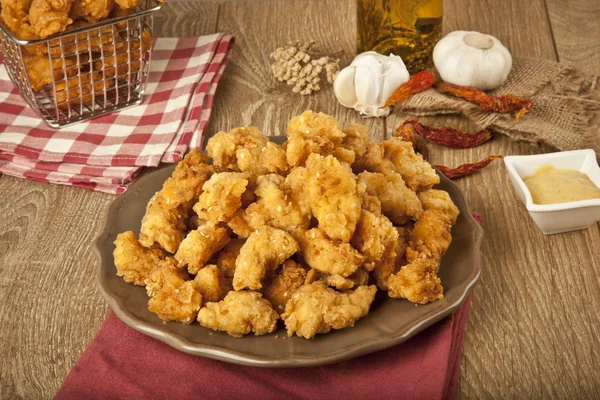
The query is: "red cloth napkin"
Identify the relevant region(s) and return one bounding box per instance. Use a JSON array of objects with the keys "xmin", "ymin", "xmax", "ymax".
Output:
[
  {"xmin": 54, "ymin": 296, "xmax": 471, "ymax": 400},
  {"xmin": 0, "ymin": 34, "xmax": 234, "ymax": 194}
]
